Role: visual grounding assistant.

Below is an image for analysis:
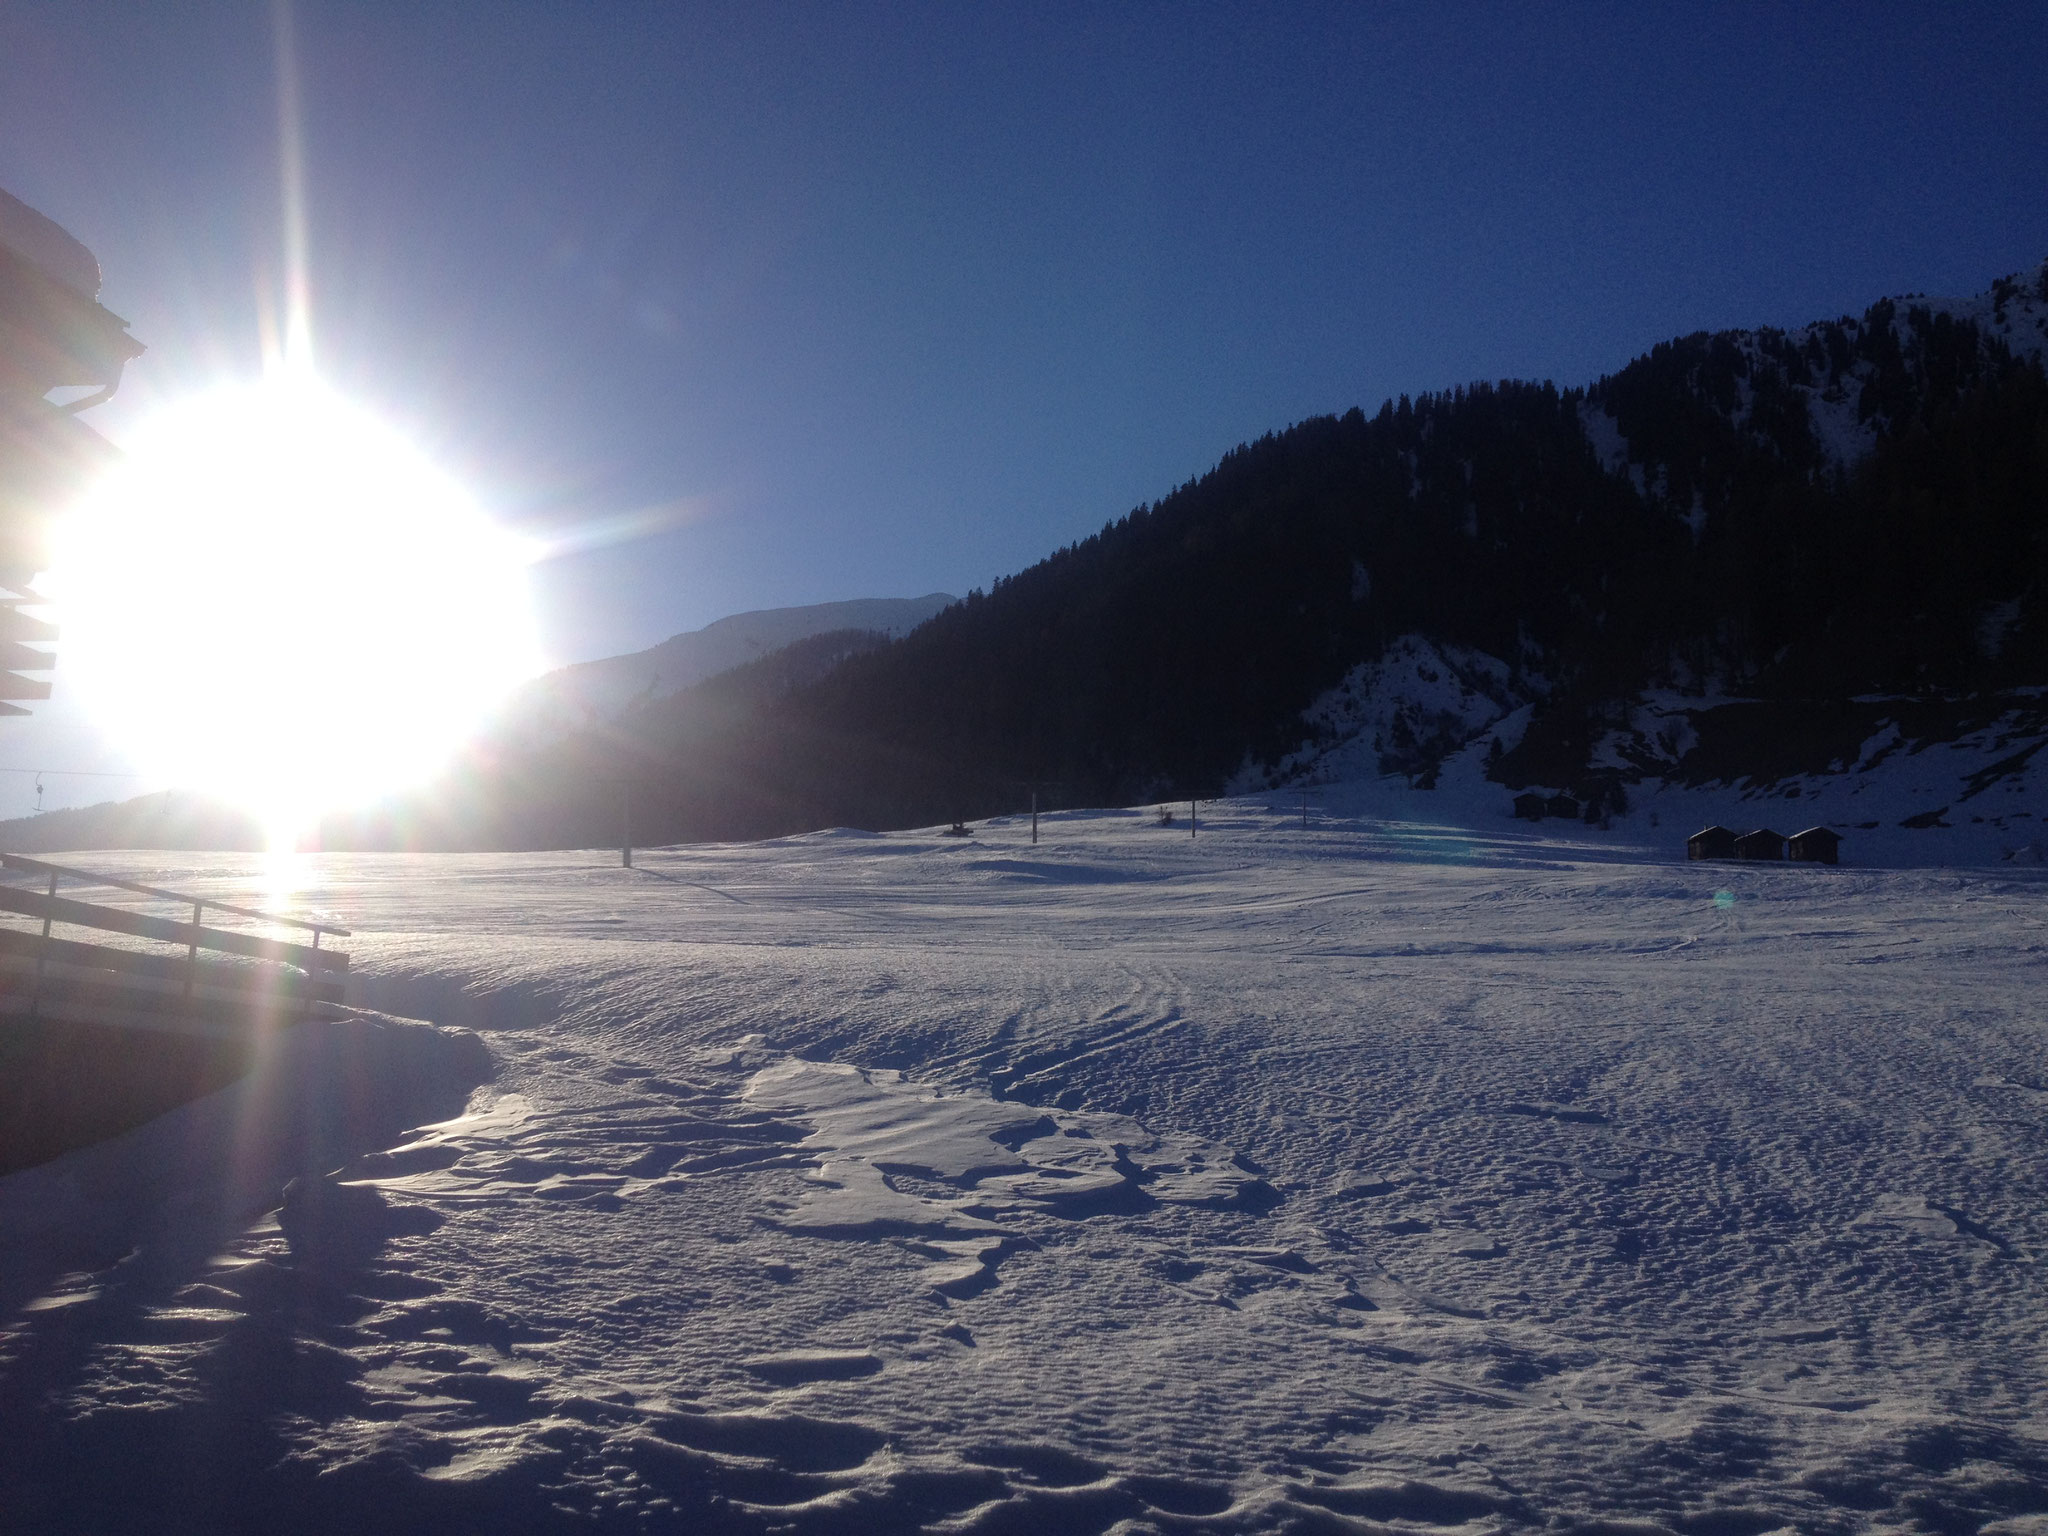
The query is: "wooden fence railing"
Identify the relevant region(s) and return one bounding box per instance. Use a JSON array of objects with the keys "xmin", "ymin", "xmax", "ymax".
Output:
[{"xmin": 0, "ymin": 853, "xmax": 350, "ymax": 1035}]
